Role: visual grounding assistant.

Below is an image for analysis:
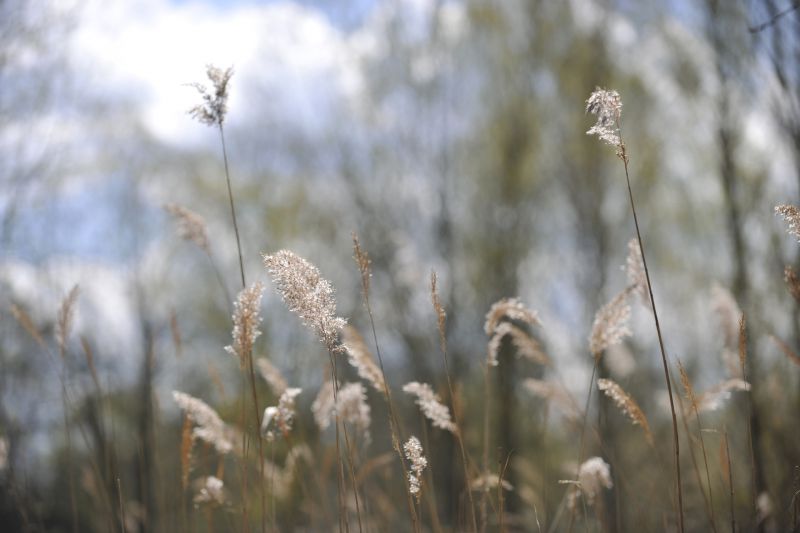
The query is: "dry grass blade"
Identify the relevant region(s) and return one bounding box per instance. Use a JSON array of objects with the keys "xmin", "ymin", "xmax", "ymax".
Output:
[
  {"xmin": 677, "ymin": 361, "xmax": 699, "ymax": 413},
  {"xmin": 597, "ymin": 378, "xmax": 653, "ymax": 446},
  {"xmin": 57, "ymin": 285, "xmax": 80, "ymax": 357},
  {"xmin": 770, "ymin": 335, "xmax": 800, "ymax": 367},
  {"xmin": 352, "ymin": 233, "xmax": 371, "ymax": 299},
  {"xmin": 10, "ymin": 304, "xmax": 47, "ymax": 349},
  {"xmin": 589, "ymin": 288, "xmax": 632, "ymax": 360},
  {"xmin": 180, "ymin": 416, "xmax": 193, "ymax": 491},
  {"xmin": 784, "ymin": 266, "xmax": 800, "ymax": 304}
]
